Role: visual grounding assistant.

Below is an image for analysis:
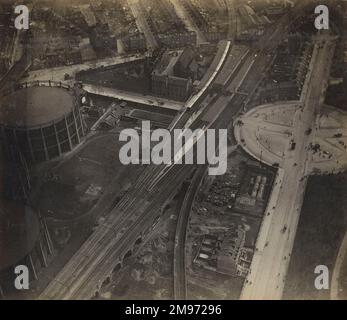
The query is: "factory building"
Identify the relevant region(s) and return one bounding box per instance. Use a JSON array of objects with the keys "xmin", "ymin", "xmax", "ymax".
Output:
[{"xmin": 0, "ymin": 84, "xmax": 85, "ymax": 165}]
